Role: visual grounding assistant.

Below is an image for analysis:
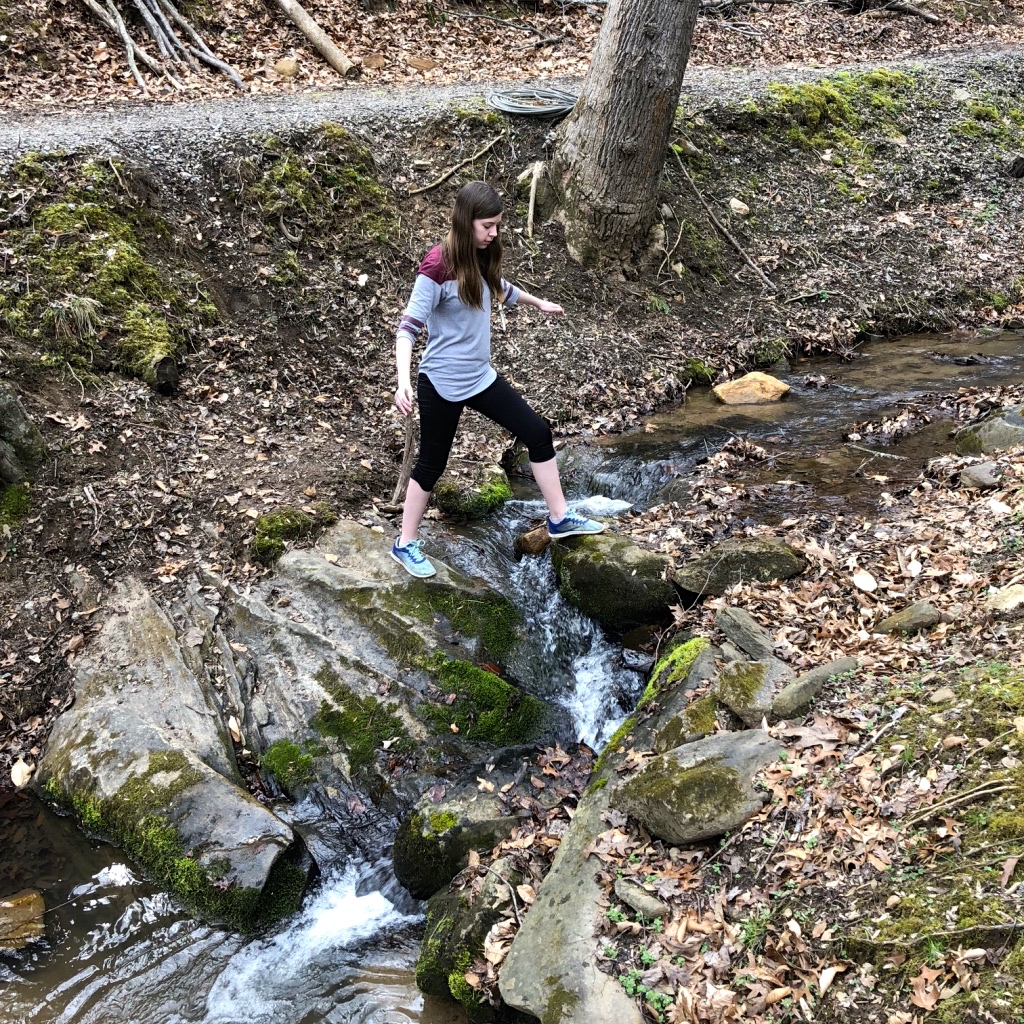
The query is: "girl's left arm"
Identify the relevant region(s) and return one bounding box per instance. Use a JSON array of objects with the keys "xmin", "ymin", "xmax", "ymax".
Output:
[{"xmin": 510, "ymin": 286, "xmax": 564, "ymax": 316}]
